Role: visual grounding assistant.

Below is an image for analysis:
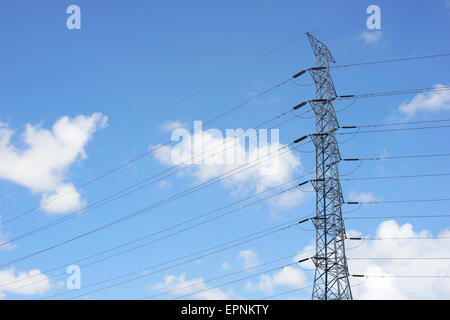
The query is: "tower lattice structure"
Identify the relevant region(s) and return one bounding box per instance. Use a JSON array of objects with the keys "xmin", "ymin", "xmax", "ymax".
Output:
[{"xmin": 306, "ymin": 32, "xmax": 352, "ymax": 300}]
